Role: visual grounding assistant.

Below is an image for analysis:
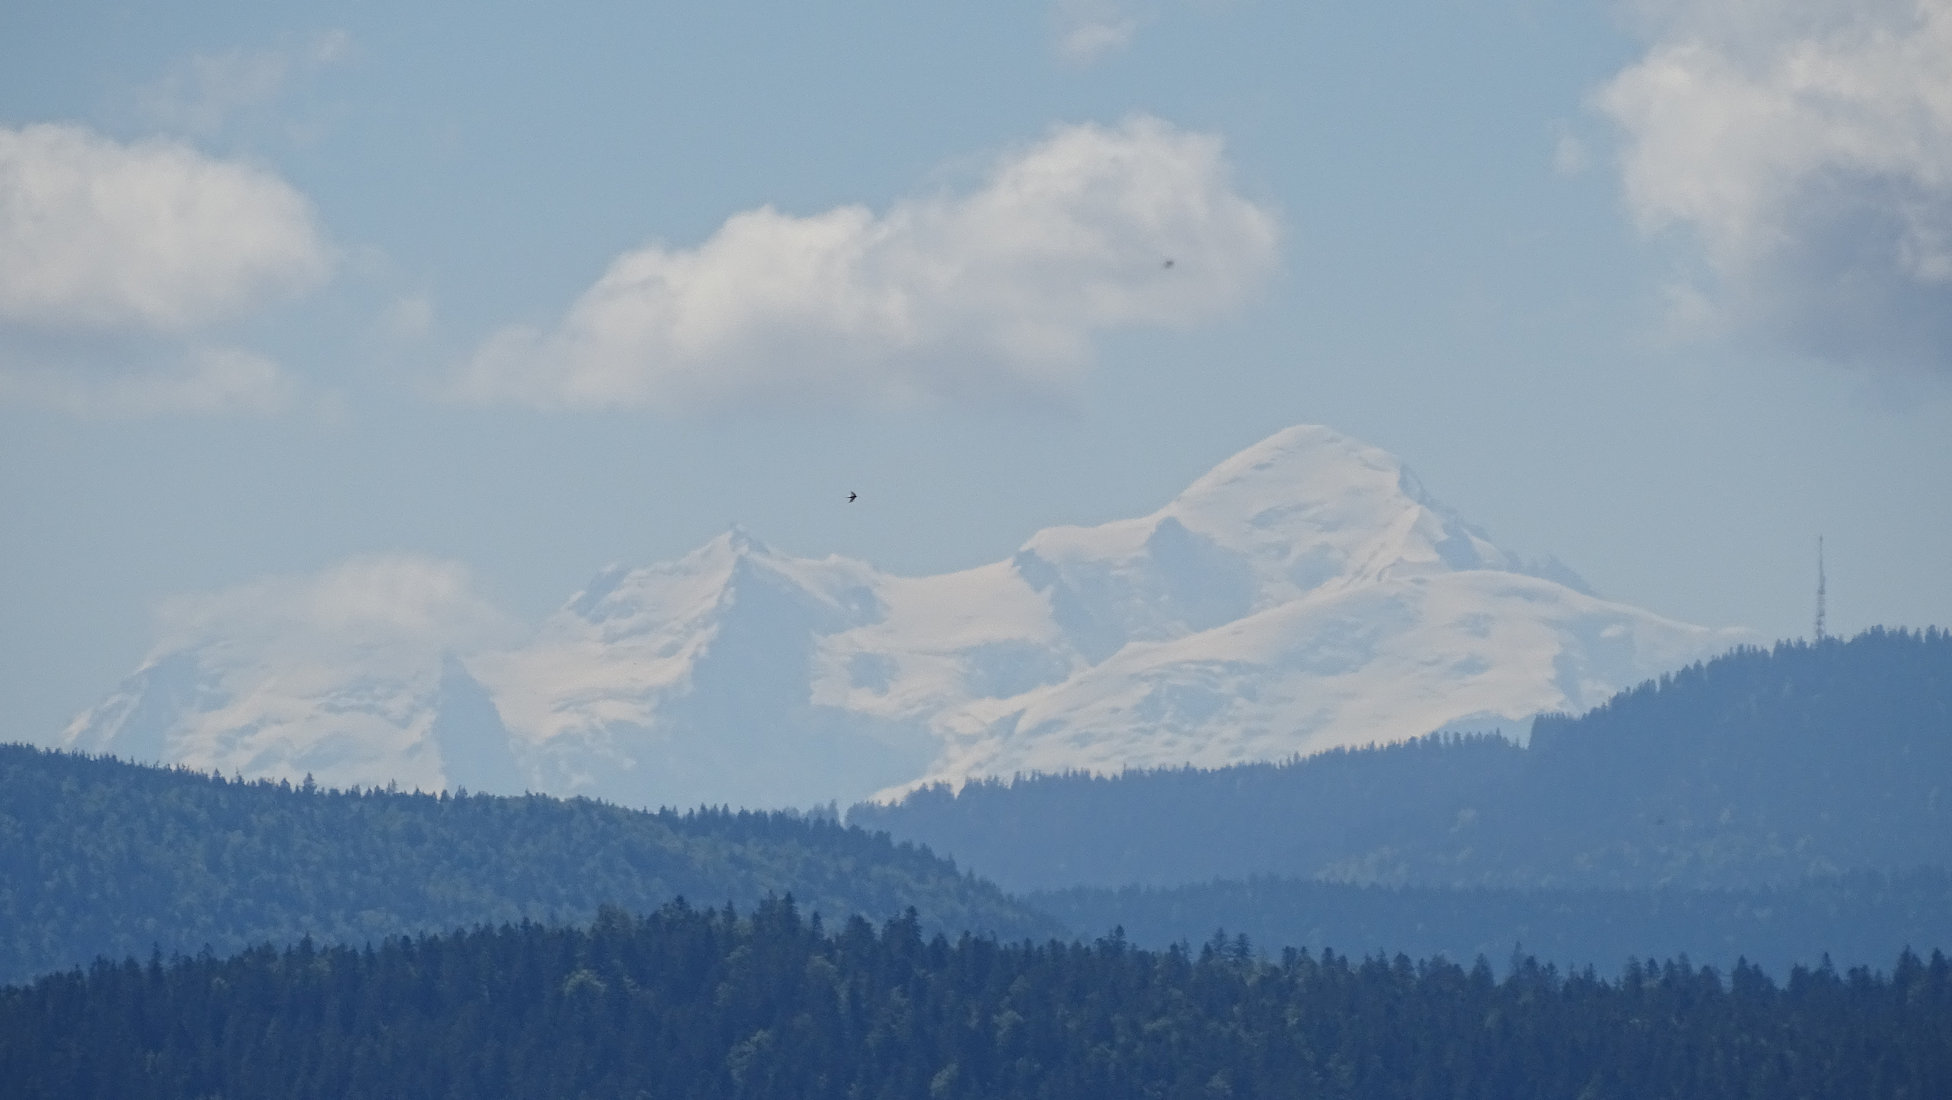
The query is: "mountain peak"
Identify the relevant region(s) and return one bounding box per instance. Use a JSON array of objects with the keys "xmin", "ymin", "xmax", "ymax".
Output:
[
  {"xmin": 1166, "ymin": 425, "xmax": 1595, "ymax": 598},
  {"xmin": 720, "ymin": 523, "xmax": 762, "ymax": 553},
  {"xmin": 1167, "ymin": 425, "xmax": 1418, "ymax": 529},
  {"xmin": 68, "ymin": 422, "xmax": 1746, "ymax": 811},
  {"xmin": 1179, "ymin": 424, "xmax": 1392, "ymax": 493}
]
